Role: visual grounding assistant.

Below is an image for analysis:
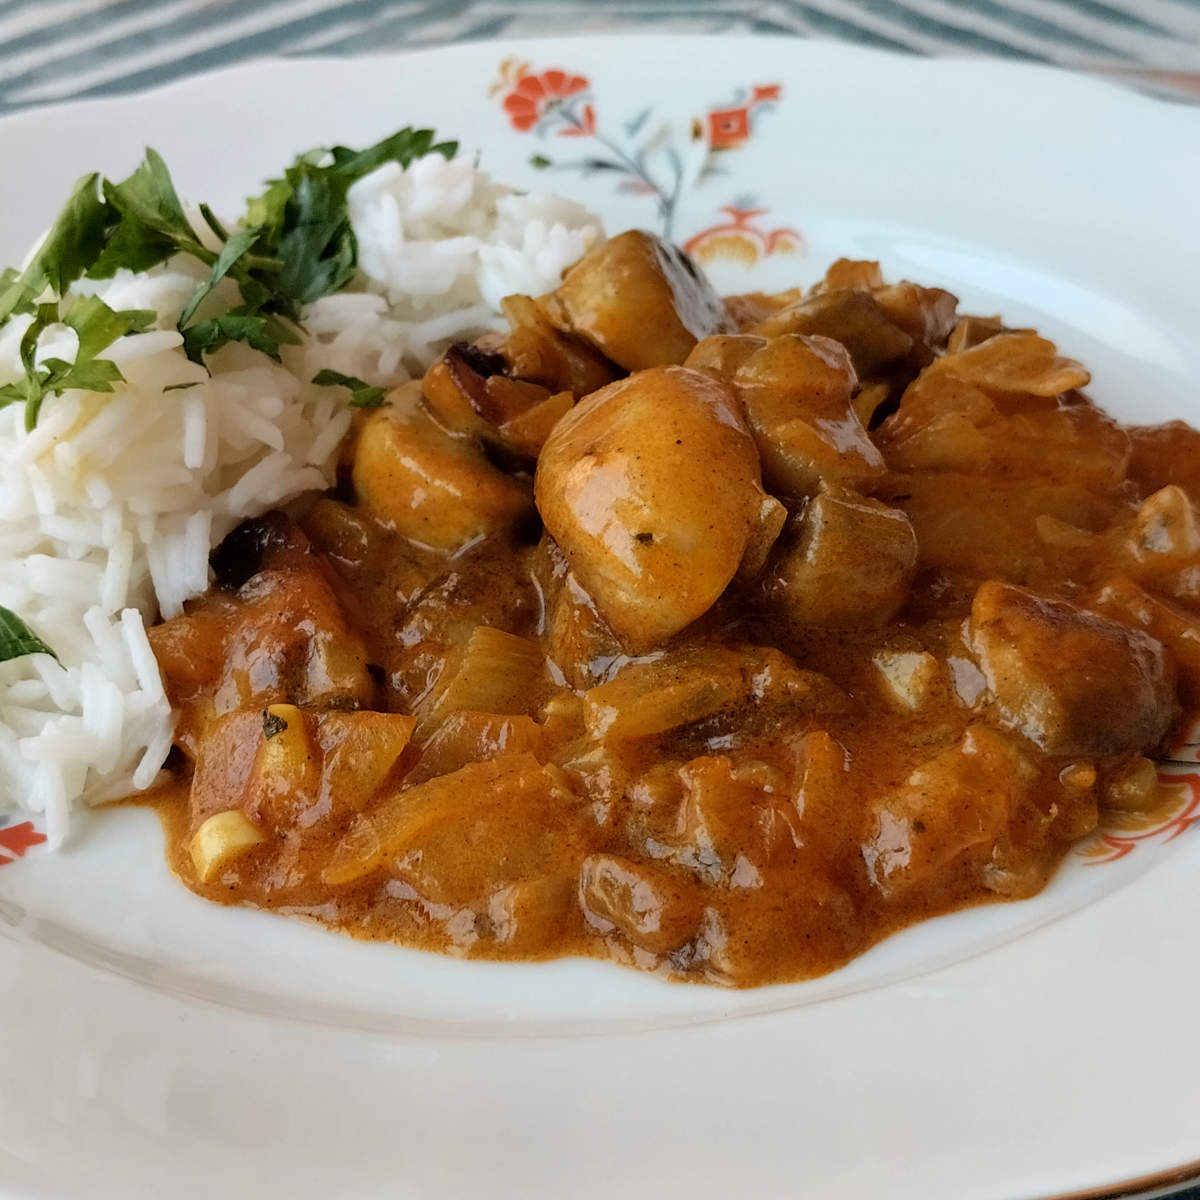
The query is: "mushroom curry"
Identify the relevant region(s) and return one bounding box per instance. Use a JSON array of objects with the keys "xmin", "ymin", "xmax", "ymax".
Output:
[{"xmin": 144, "ymin": 231, "xmax": 1200, "ymax": 987}]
